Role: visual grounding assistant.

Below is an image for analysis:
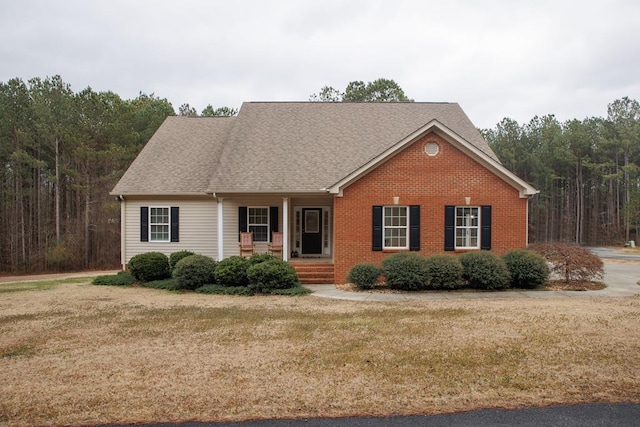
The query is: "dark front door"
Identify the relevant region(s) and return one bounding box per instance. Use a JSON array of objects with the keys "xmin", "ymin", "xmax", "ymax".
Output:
[{"xmin": 302, "ymin": 208, "xmax": 322, "ymax": 255}]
